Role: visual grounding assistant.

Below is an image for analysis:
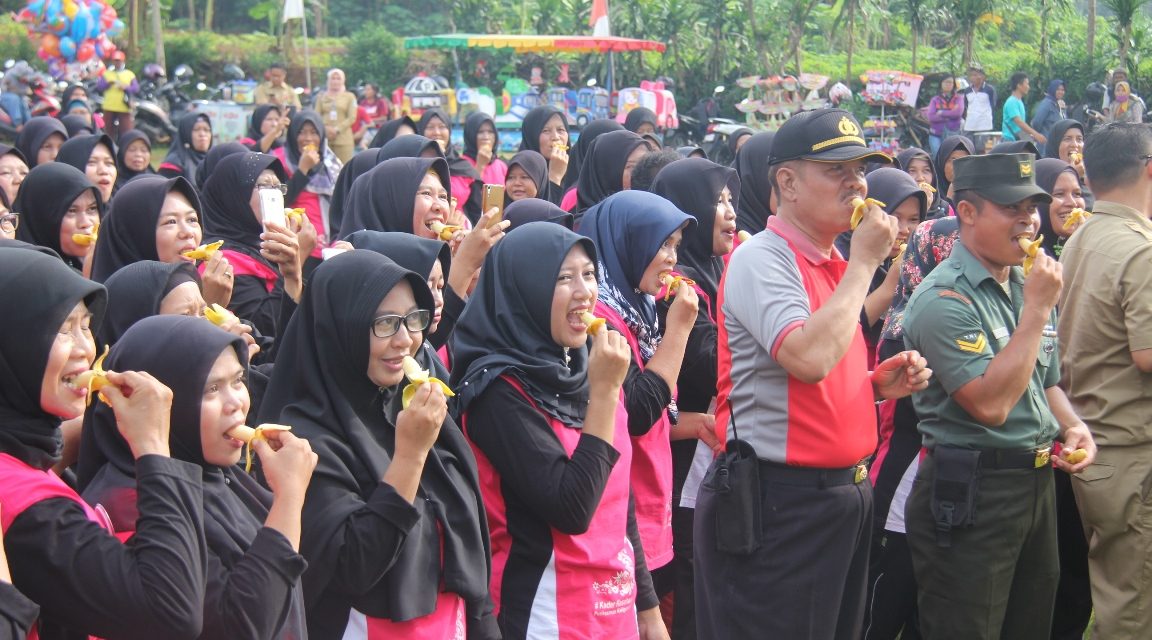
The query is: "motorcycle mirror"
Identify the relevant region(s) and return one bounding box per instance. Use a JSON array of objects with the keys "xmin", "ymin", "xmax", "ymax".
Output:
[
  {"xmin": 196, "ymin": 82, "xmax": 207, "ymax": 92},
  {"xmin": 174, "ymin": 64, "xmax": 193, "ymax": 80},
  {"xmin": 3, "ymin": 60, "xmax": 14, "ymax": 70},
  {"xmin": 294, "ymin": 87, "xmax": 304, "ymax": 94},
  {"xmin": 587, "ymin": 78, "xmax": 597, "ymax": 87},
  {"xmin": 714, "ymin": 85, "xmax": 725, "ymax": 94}
]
